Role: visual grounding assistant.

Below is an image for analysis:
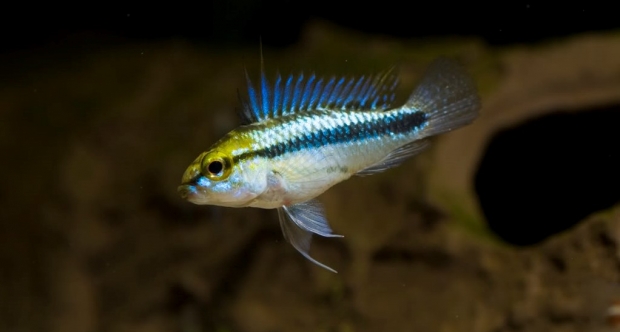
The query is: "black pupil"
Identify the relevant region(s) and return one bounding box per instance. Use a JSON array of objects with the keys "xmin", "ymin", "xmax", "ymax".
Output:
[{"xmin": 208, "ymin": 161, "xmax": 223, "ymax": 175}]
